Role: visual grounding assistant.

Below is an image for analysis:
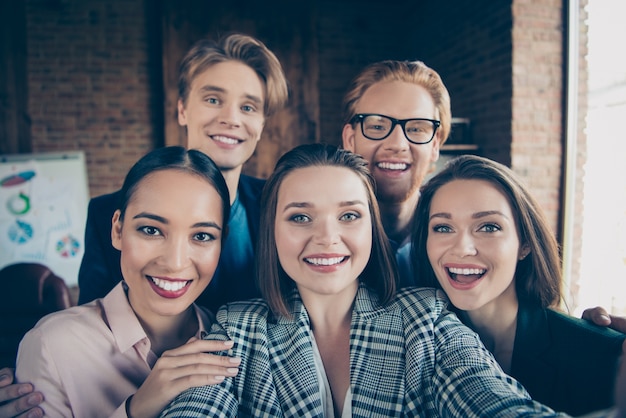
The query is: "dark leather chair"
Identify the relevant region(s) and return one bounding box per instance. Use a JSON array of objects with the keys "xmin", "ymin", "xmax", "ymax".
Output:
[{"xmin": 0, "ymin": 263, "xmax": 73, "ymax": 368}]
